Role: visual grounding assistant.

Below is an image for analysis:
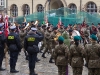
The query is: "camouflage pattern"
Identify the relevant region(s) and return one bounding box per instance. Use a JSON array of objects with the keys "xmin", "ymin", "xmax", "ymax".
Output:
[
  {"xmin": 54, "ymin": 44, "xmax": 69, "ymax": 75},
  {"xmin": 85, "ymin": 41, "xmax": 100, "ymax": 75},
  {"xmin": 58, "ymin": 28, "xmax": 65, "ymax": 34},
  {"xmin": 44, "ymin": 31, "xmax": 52, "ymax": 55},
  {"xmin": 69, "ymin": 44, "xmax": 85, "ymax": 75},
  {"xmin": 19, "ymin": 30, "xmax": 27, "ymax": 47}
]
